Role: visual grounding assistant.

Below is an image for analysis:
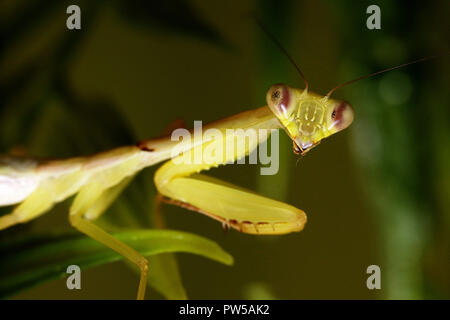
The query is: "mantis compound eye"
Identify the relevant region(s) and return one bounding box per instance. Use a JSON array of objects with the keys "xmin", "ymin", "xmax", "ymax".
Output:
[
  {"xmin": 329, "ymin": 101, "xmax": 354, "ymax": 132},
  {"xmin": 266, "ymin": 84, "xmax": 292, "ymax": 119}
]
